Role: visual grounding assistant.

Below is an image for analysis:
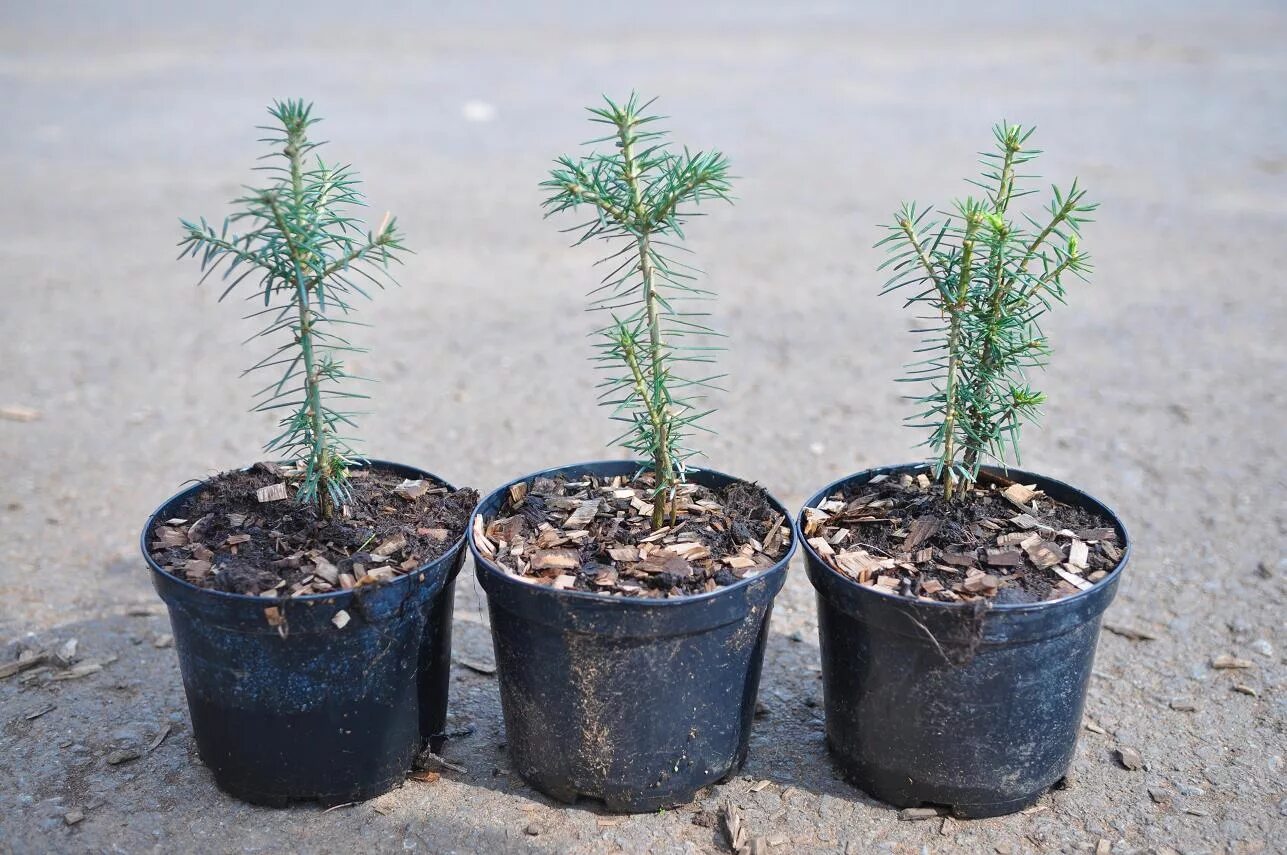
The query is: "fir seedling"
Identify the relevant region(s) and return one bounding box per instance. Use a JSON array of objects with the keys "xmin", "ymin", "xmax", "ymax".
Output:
[
  {"xmin": 178, "ymin": 100, "xmax": 407, "ymax": 517},
  {"xmin": 878, "ymin": 123, "xmax": 1096, "ymax": 500},
  {"xmin": 541, "ymin": 94, "xmax": 733, "ymax": 528}
]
